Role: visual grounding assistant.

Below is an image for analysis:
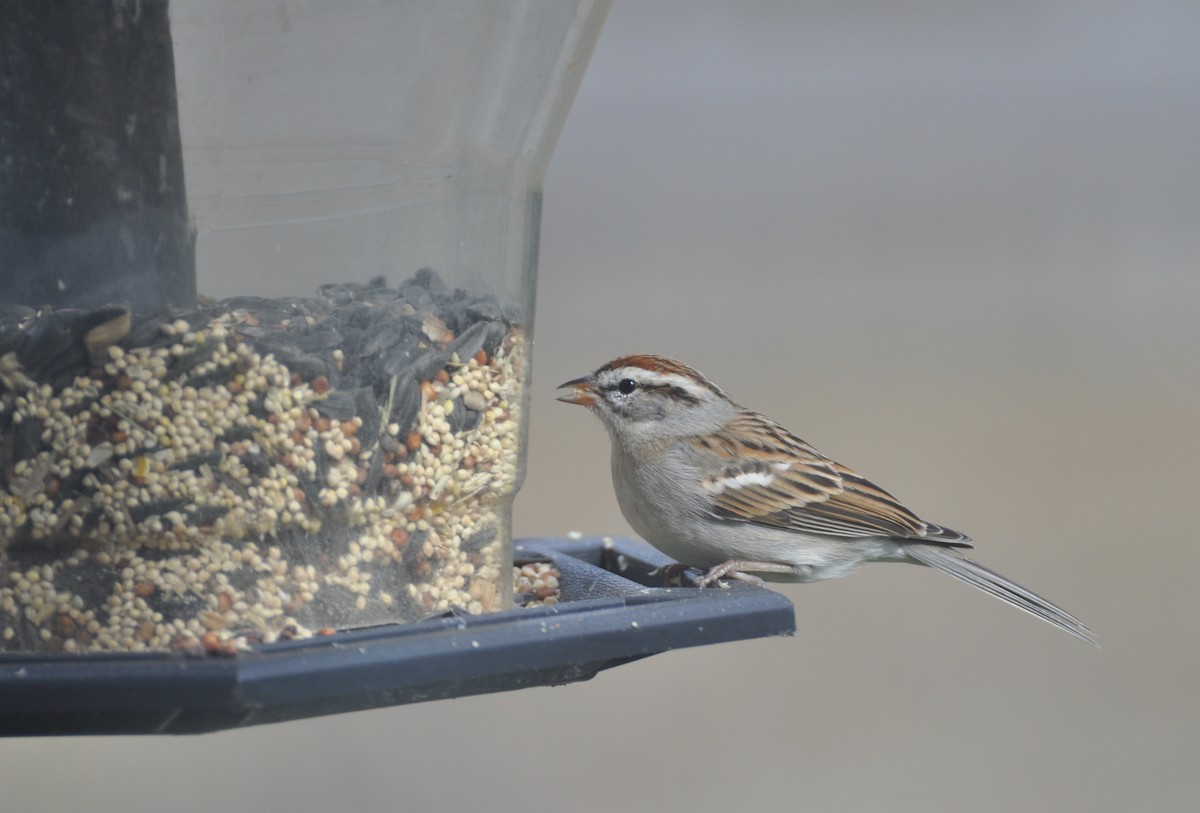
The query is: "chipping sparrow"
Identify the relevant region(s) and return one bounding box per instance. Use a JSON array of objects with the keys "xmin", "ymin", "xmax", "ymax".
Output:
[{"xmin": 558, "ymin": 354, "xmax": 1096, "ymax": 645}]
